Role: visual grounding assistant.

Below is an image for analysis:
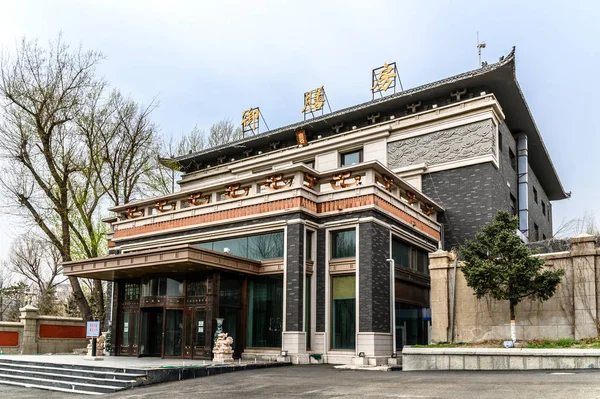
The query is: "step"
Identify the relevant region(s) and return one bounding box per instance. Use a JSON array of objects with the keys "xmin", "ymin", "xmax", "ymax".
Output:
[
  {"xmin": 0, "ymin": 367, "xmax": 135, "ymax": 388},
  {"xmin": 0, "ymin": 357, "xmax": 148, "ymax": 375},
  {"xmin": 0, "ymin": 379, "xmax": 104, "ymax": 396},
  {"xmin": 0, "ymin": 372, "xmax": 124, "ymax": 394},
  {"xmin": 0, "ymin": 361, "xmax": 147, "ymax": 381}
]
